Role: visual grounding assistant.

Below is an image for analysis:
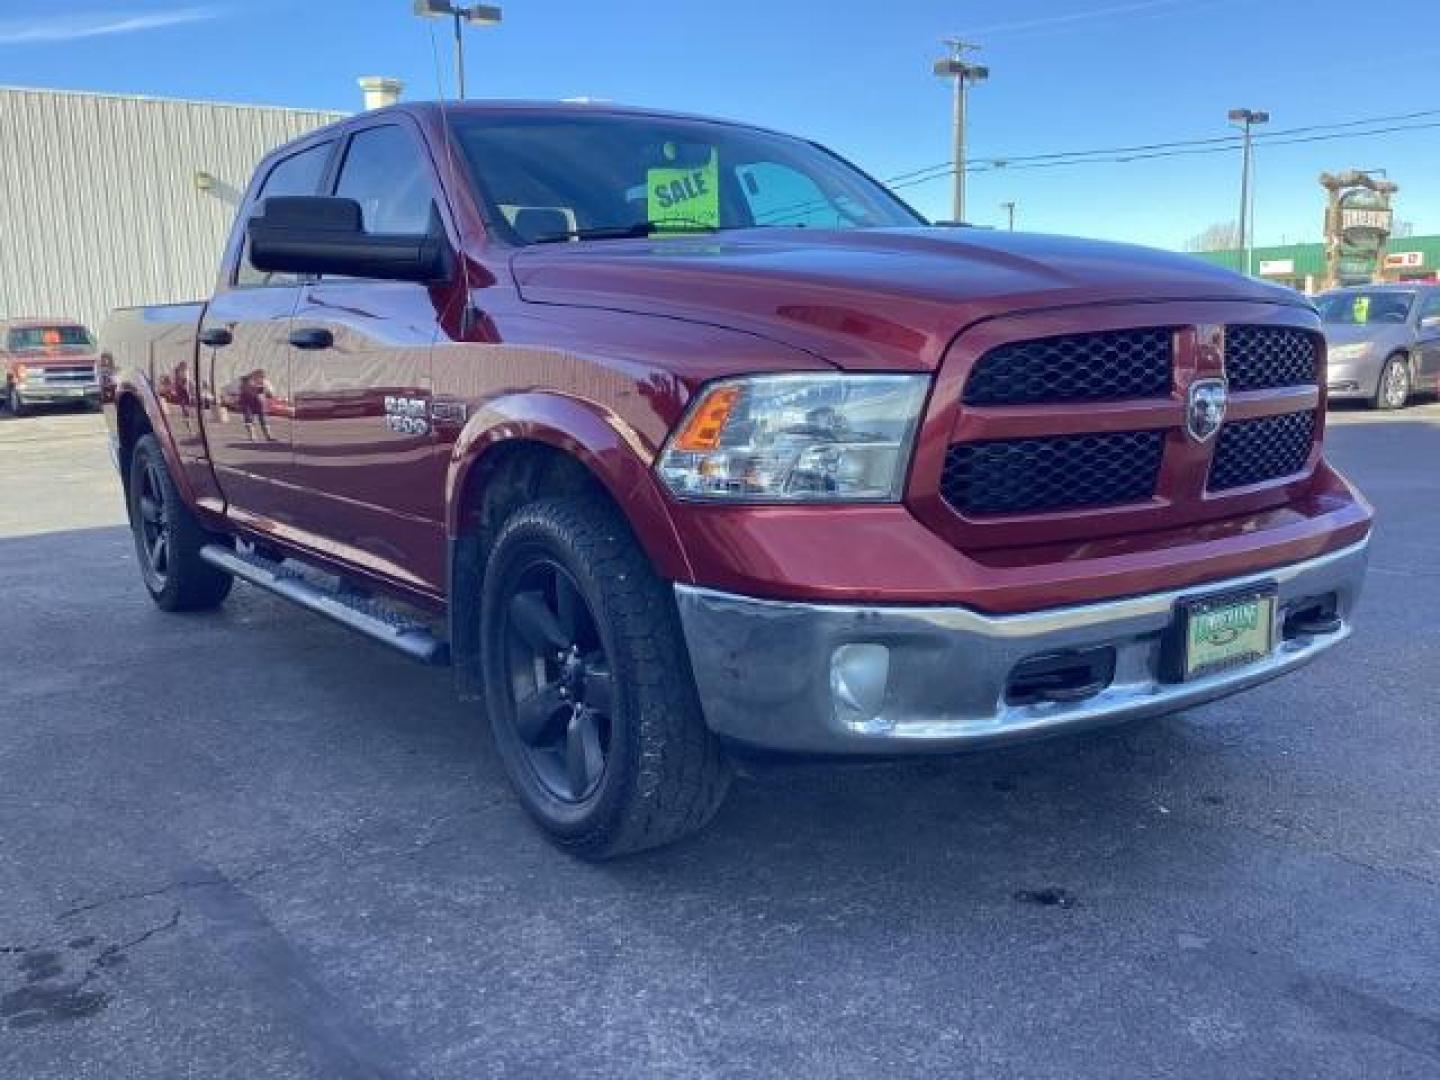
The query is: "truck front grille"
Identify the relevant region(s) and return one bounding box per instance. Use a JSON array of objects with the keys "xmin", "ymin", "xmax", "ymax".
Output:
[
  {"xmin": 941, "ymin": 430, "xmax": 1165, "ymax": 515},
  {"xmin": 961, "ymin": 328, "xmax": 1173, "ymax": 406},
  {"xmin": 1224, "ymin": 326, "xmax": 1319, "ymax": 391},
  {"xmin": 1208, "ymin": 409, "xmax": 1317, "ymax": 491},
  {"xmin": 930, "ymin": 315, "xmax": 1324, "ymax": 542},
  {"xmin": 28, "ymin": 365, "xmax": 97, "ymax": 386}
]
